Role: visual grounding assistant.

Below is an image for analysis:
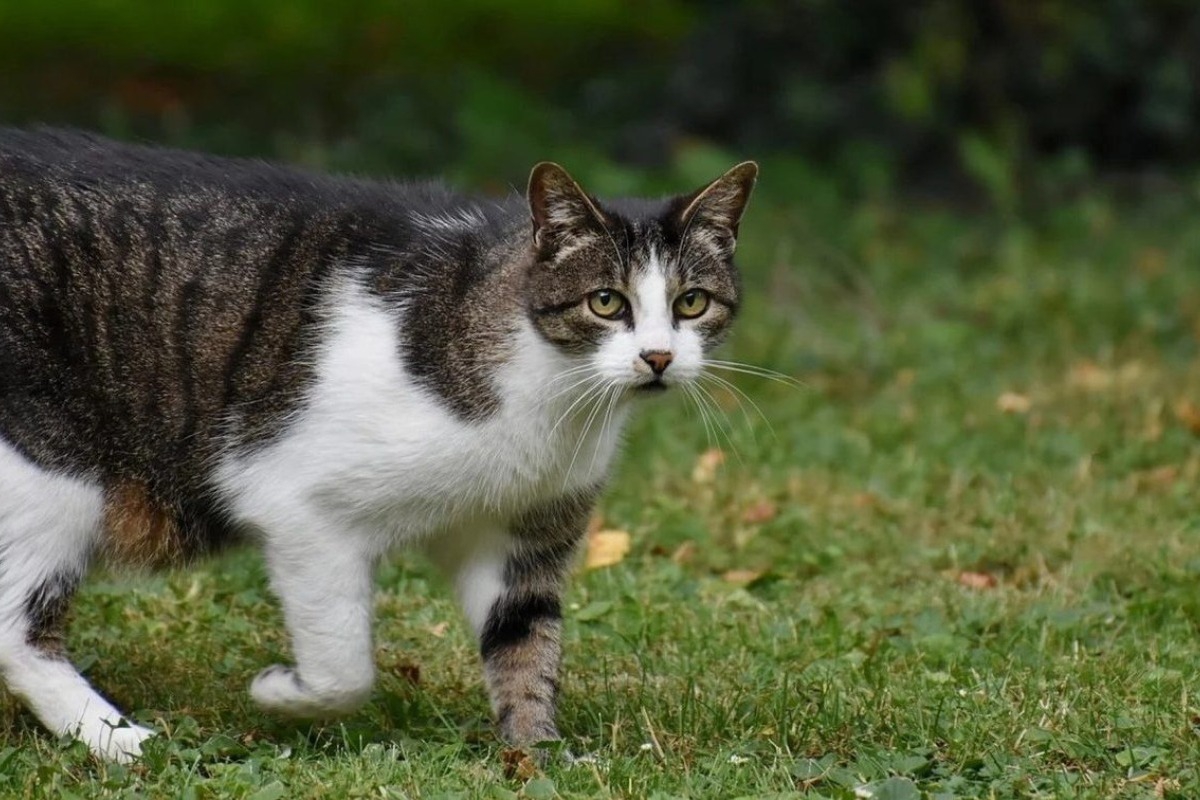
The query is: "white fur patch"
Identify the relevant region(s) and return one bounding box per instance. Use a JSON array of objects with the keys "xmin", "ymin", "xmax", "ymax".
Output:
[{"xmin": 0, "ymin": 437, "xmax": 154, "ymax": 762}]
